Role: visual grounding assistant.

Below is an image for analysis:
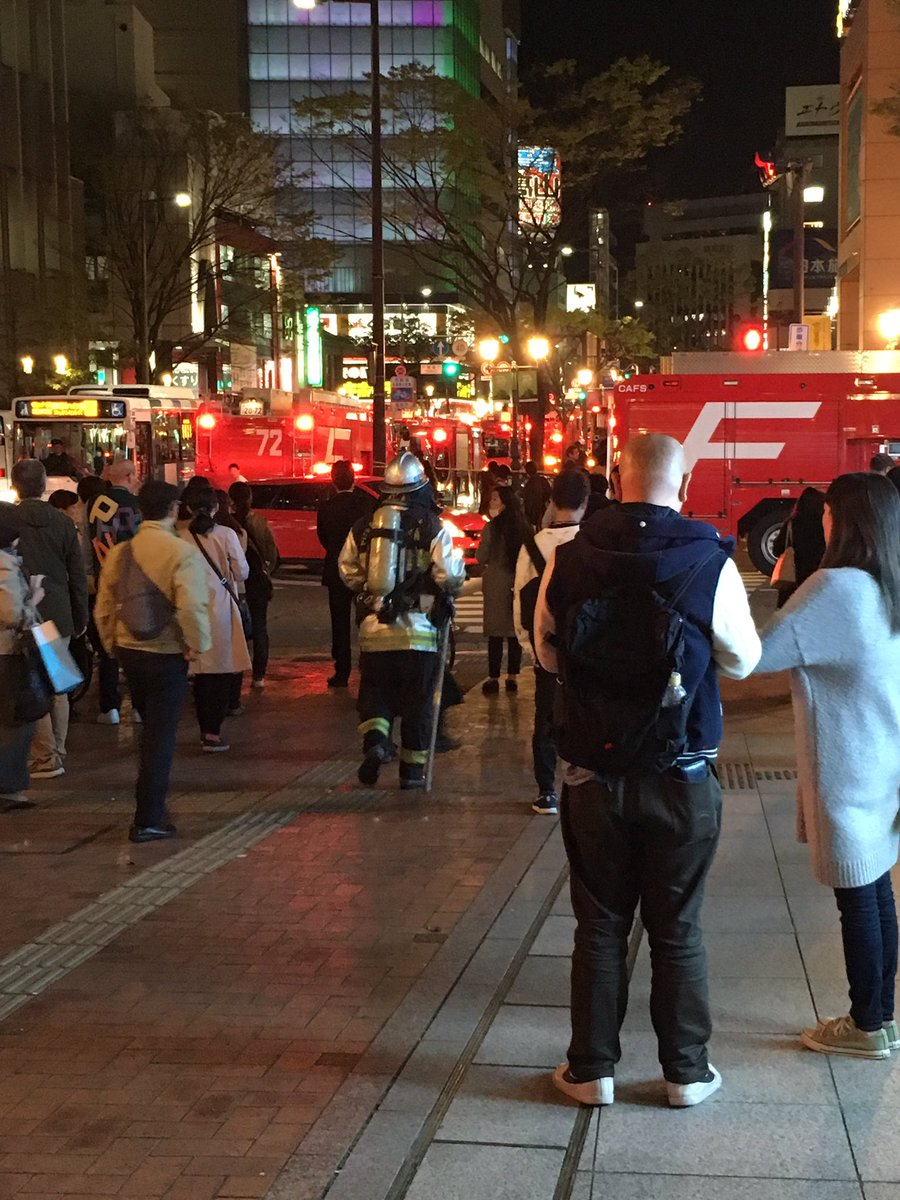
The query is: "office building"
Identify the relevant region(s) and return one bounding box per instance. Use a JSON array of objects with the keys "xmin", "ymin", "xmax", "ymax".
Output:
[
  {"xmin": 635, "ymin": 195, "xmax": 767, "ymax": 354},
  {"xmin": 248, "ymin": 0, "xmax": 519, "ymax": 302},
  {"xmin": 837, "ymin": 0, "xmax": 900, "ymax": 350},
  {"xmin": 0, "ymin": 0, "xmax": 84, "ymax": 397}
]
